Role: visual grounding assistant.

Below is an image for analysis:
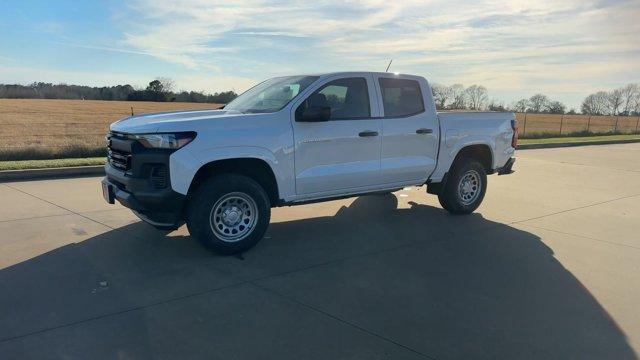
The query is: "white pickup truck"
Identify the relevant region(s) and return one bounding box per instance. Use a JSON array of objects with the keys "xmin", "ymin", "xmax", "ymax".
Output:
[{"xmin": 102, "ymin": 72, "xmax": 516, "ymax": 254}]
